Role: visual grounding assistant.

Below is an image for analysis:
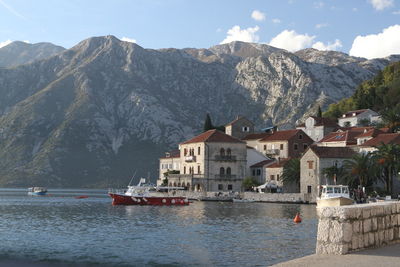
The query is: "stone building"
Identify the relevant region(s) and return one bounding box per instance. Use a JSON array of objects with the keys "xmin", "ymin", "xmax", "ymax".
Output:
[
  {"xmin": 225, "ymin": 116, "xmax": 255, "ymax": 140},
  {"xmin": 158, "ymin": 150, "xmax": 180, "ymax": 184},
  {"xmin": 160, "ymin": 129, "xmax": 247, "ymax": 192},
  {"xmin": 358, "ymin": 133, "xmax": 400, "ymax": 154},
  {"xmin": 317, "ymin": 127, "xmax": 372, "ymax": 147},
  {"xmin": 249, "ymin": 159, "xmax": 275, "ymax": 185},
  {"xmin": 296, "ymin": 116, "xmax": 338, "ymax": 142},
  {"xmin": 300, "ymin": 146, "xmax": 355, "ymax": 203},
  {"xmin": 258, "ymin": 129, "xmax": 314, "ymax": 159},
  {"xmin": 242, "ymin": 132, "xmax": 272, "ymax": 151},
  {"xmin": 338, "ymin": 109, "xmax": 379, "ymax": 127}
]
